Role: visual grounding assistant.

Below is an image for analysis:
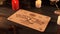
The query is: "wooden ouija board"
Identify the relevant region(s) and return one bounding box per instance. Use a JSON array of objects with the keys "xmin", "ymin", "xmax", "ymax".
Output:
[{"xmin": 7, "ymin": 9, "xmax": 51, "ymax": 32}]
